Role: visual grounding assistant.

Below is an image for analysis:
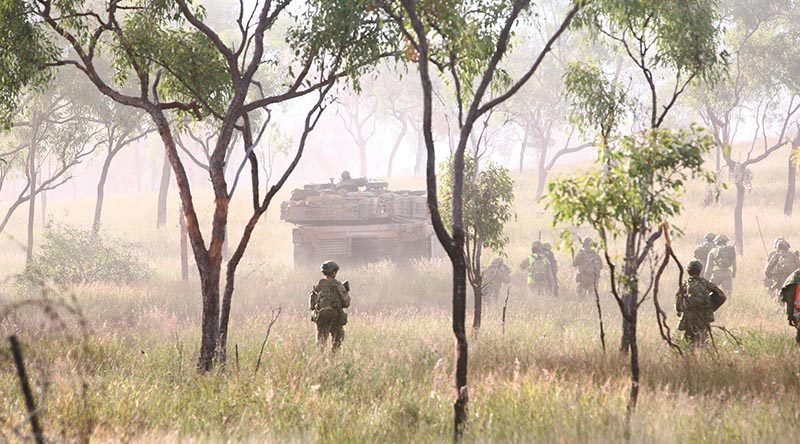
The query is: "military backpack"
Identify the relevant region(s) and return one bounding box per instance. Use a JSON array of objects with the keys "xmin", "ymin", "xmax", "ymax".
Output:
[{"xmin": 313, "ymin": 283, "xmax": 343, "ymax": 325}]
